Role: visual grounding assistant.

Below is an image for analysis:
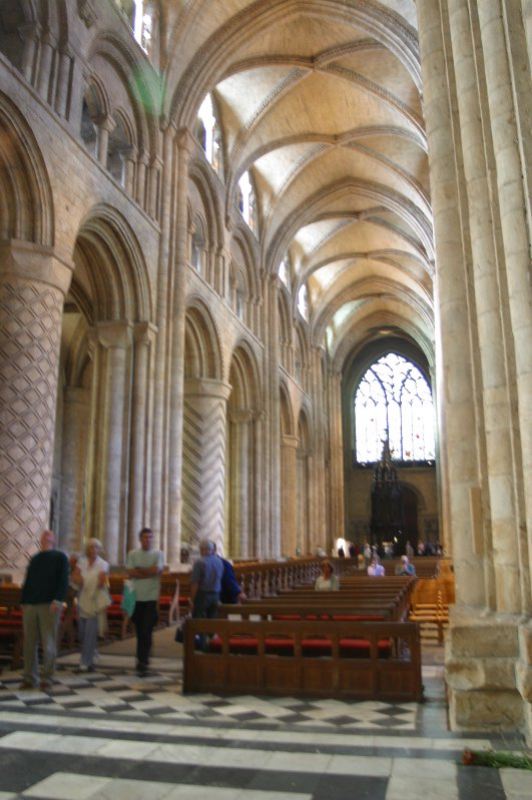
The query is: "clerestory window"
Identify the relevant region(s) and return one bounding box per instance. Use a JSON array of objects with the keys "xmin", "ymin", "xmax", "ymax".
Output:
[{"xmin": 354, "ymin": 352, "xmax": 435, "ymax": 463}]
